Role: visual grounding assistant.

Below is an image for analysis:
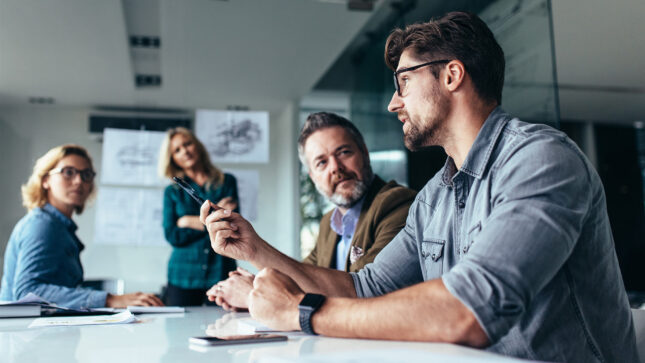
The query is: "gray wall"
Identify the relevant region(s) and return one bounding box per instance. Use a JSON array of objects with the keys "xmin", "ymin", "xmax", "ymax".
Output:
[{"xmin": 0, "ymin": 103, "xmax": 300, "ymax": 294}]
